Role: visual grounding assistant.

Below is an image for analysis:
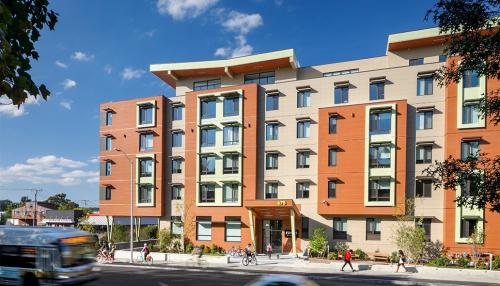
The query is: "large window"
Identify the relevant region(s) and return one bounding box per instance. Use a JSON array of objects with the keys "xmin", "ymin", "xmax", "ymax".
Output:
[
  {"xmin": 333, "ymin": 218, "xmax": 347, "ymax": 239},
  {"xmin": 369, "ymin": 110, "xmax": 391, "ymax": 135},
  {"xmin": 460, "ymin": 218, "xmax": 478, "ymax": 238},
  {"xmin": 200, "ymin": 98, "xmax": 216, "ymax": 119},
  {"xmin": 172, "ymin": 131, "xmax": 183, "ymax": 147},
  {"xmin": 296, "ymin": 182, "xmax": 310, "ymax": 199},
  {"xmin": 334, "ymin": 86, "xmax": 349, "ymax": 104},
  {"xmin": 366, "ymin": 218, "xmax": 381, "ymax": 240},
  {"xmin": 139, "ymin": 104, "xmax": 153, "ymax": 125},
  {"xmin": 266, "ymin": 123, "xmax": 279, "ymax": 140},
  {"xmin": 328, "ymin": 148, "xmax": 337, "ymax": 166},
  {"xmin": 200, "ymin": 155, "xmax": 216, "ymax": 175},
  {"xmin": 172, "ymin": 106, "xmax": 183, "ymax": 121},
  {"xmin": 244, "ymin": 71, "xmax": 275, "ymax": 85},
  {"xmin": 461, "ymin": 140, "xmax": 480, "ymax": 160},
  {"xmin": 223, "ymin": 184, "xmax": 239, "ymax": 203},
  {"xmin": 417, "ymin": 218, "xmax": 432, "ymax": 242},
  {"xmin": 417, "ymin": 76, "xmax": 433, "ymax": 96},
  {"xmin": 369, "ymin": 144, "xmax": 391, "ymax": 168},
  {"xmin": 329, "ymin": 116, "xmax": 337, "ymax": 134},
  {"xmin": 296, "ymin": 151, "xmax": 310, "ymax": 168},
  {"xmin": 225, "ymin": 217, "xmax": 241, "ymax": 242},
  {"xmin": 266, "ymin": 94, "xmax": 279, "ymax": 111},
  {"xmin": 139, "ymin": 158, "xmax": 153, "ymax": 177},
  {"xmin": 370, "ymin": 82, "xmax": 385, "ymax": 100},
  {"xmin": 328, "ymin": 180, "xmax": 336, "ymax": 198},
  {"xmin": 172, "ymin": 185, "xmax": 182, "ymax": 200},
  {"xmin": 463, "ymin": 70, "xmax": 479, "ymax": 88},
  {"xmin": 223, "ymin": 125, "xmax": 239, "ymax": 146},
  {"xmin": 368, "ymin": 179, "xmax": 390, "ymax": 202},
  {"xmin": 193, "ymin": 79, "xmax": 220, "ymax": 91},
  {"xmin": 416, "ymin": 110, "xmax": 433, "ymax": 130},
  {"xmin": 266, "ymin": 153, "xmax": 278, "ymax": 170},
  {"xmin": 301, "ymin": 217, "xmax": 309, "ymax": 239},
  {"xmin": 297, "ymin": 90, "xmax": 311, "ymax": 108},
  {"xmin": 265, "ymin": 183, "xmax": 278, "ymax": 199},
  {"xmin": 223, "ymin": 97, "xmax": 239, "ymax": 117},
  {"xmin": 138, "ymin": 184, "xmax": 153, "ymax": 204},
  {"xmin": 462, "ymin": 102, "xmax": 480, "ymax": 124},
  {"xmin": 172, "ymin": 158, "xmax": 182, "ymax": 174},
  {"xmin": 409, "ymin": 58, "xmax": 424, "ymax": 66},
  {"xmin": 297, "ymin": 120, "xmax": 310, "ymax": 138},
  {"xmin": 140, "ymin": 133, "xmax": 153, "ymax": 151},
  {"xmin": 201, "ymin": 127, "xmax": 216, "ymax": 147},
  {"xmin": 196, "ymin": 216, "xmax": 212, "ymax": 241},
  {"xmin": 171, "ymin": 216, "xmax": 182, "ymax": 236},
  {"xmin": 416, "ymin": 145, "xmax": 432, "ymax": 164},
  {"xmin": 199, "ymin": 184, "xmax": 215, "ymax": 203},
  {"xmin": 416, "ymin": 179, "xmax": 432, "ymax": 198},
  {"xmin": 223, "ymin": 154, "xmax": 239, "ymax": 174}
]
